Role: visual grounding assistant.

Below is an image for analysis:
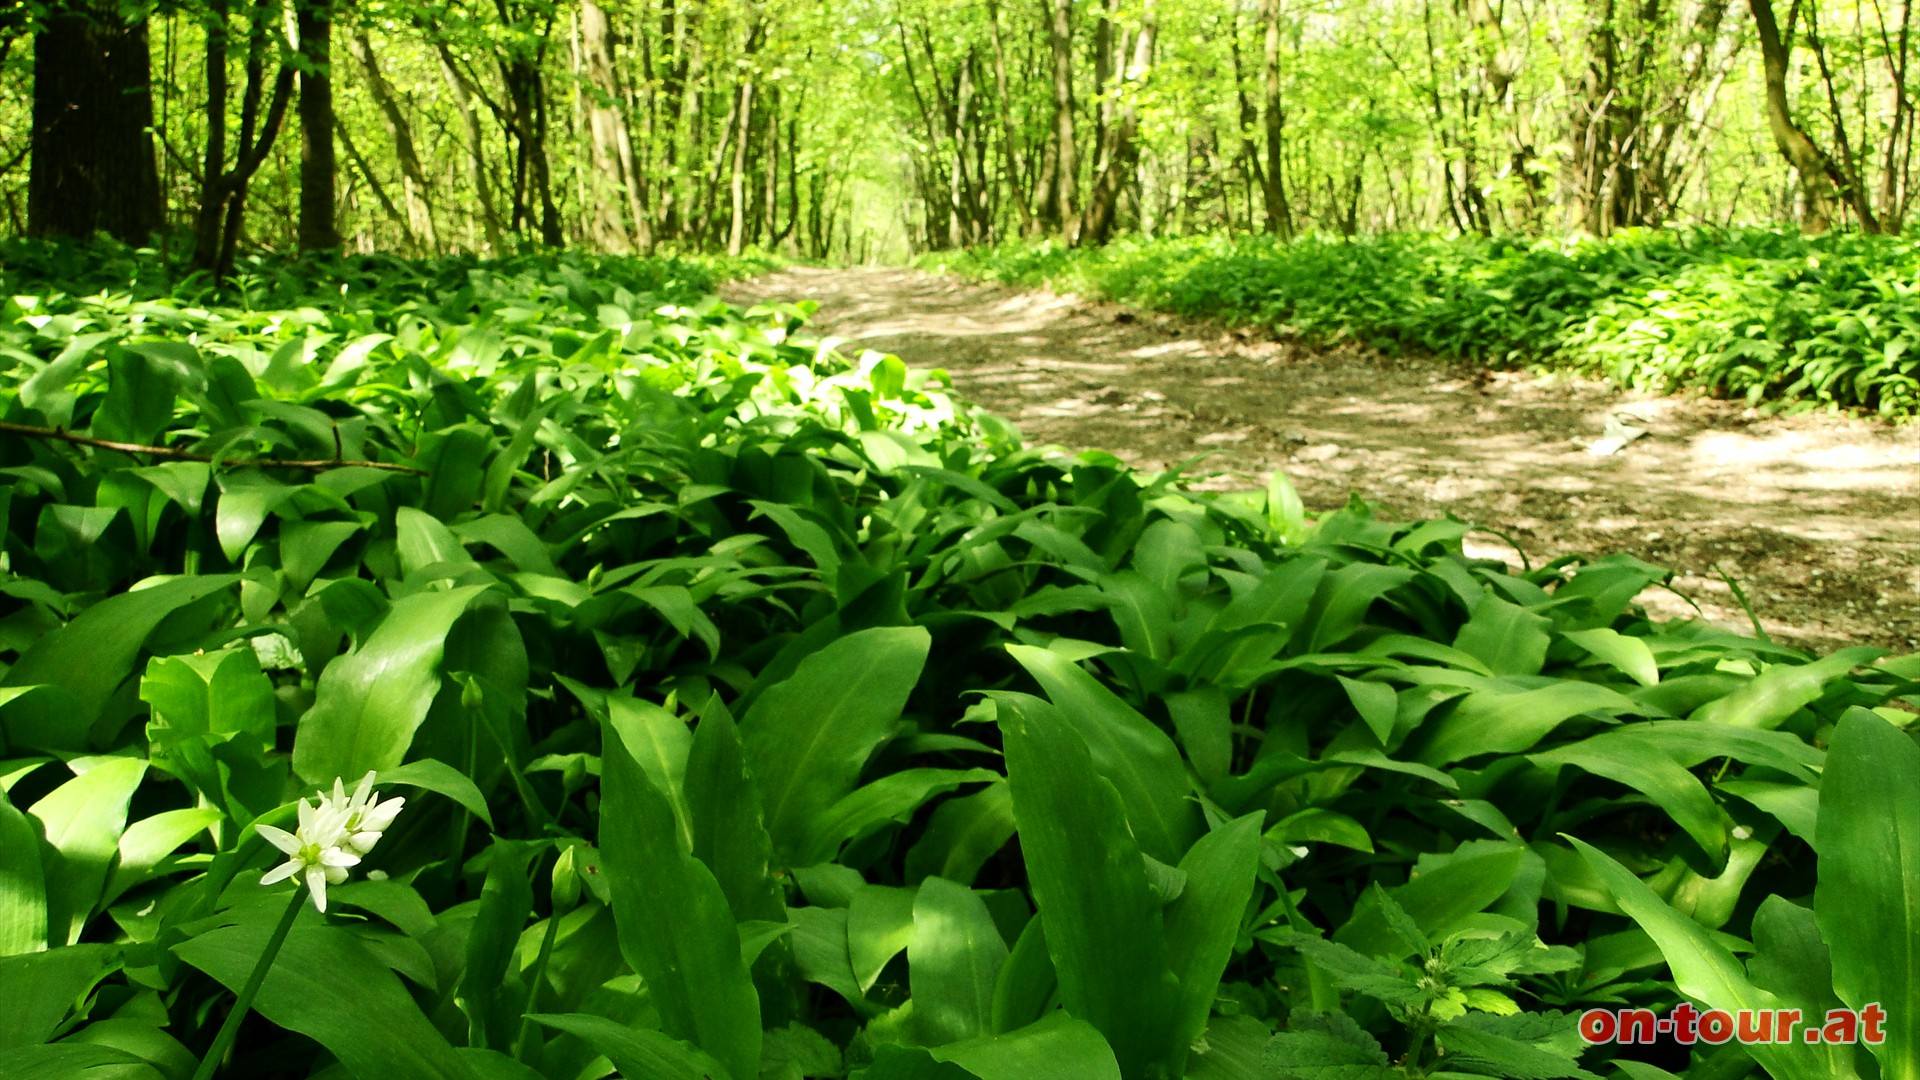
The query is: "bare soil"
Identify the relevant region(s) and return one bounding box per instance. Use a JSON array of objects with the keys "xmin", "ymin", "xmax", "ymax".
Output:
[{"xmin": 726, "ymin": 266, "xmax": 1920, "ymax": 654}]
